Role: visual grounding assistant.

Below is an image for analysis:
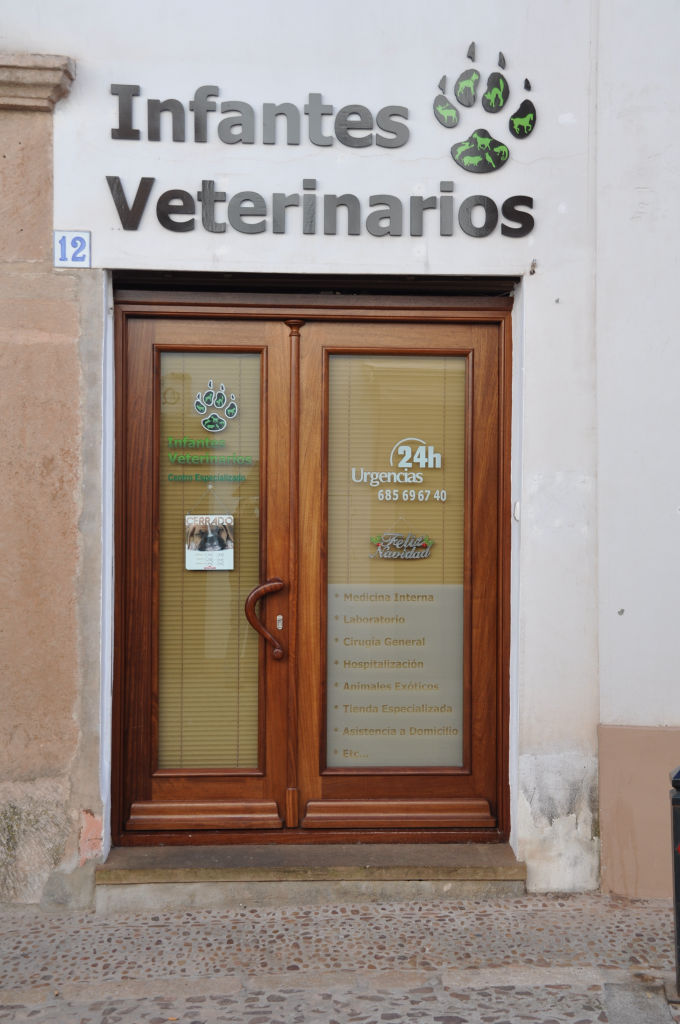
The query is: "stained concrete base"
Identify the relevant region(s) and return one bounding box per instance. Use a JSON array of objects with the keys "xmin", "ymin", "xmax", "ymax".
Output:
[{"xmin": 95, "ymin": 843, "xmax": 526, "ymax": 911}]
